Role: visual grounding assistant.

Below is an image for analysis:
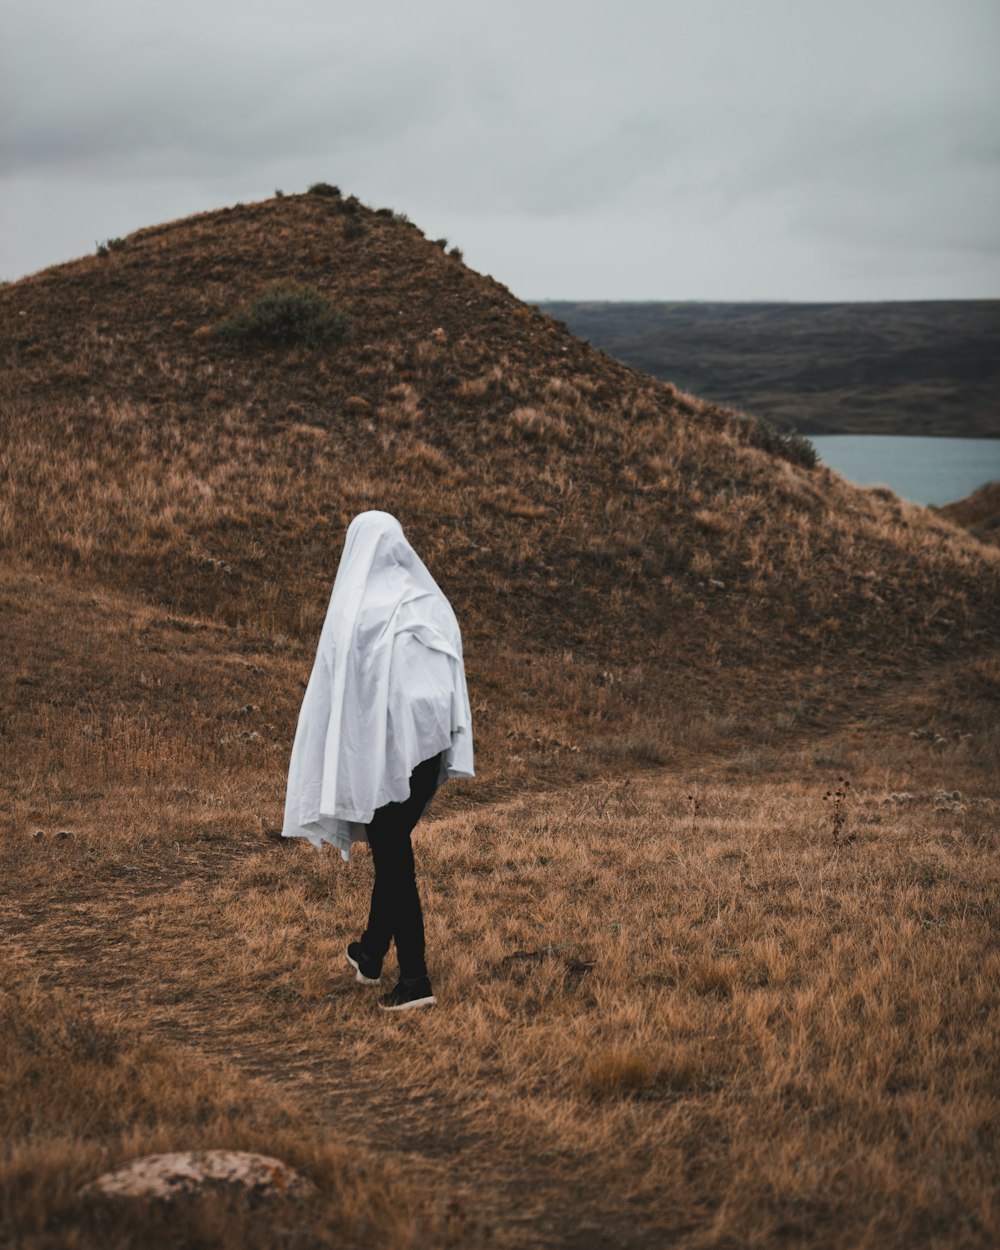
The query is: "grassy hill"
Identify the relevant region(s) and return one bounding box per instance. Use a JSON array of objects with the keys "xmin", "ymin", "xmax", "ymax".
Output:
[
  {"xmin": 937, "ymin": 481, "xmax": 1000, "ymax": 547},
  {"xmin": 538, "ymin": 299, "xmax": 1000, "ymax": 437},
  {"xmin": 3, "ymin": 190, "xmax": 997, "ymax": 782},
  {"xmin": 2, "ymin": 191, "xmax": 999, "ymax": 1249}
]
